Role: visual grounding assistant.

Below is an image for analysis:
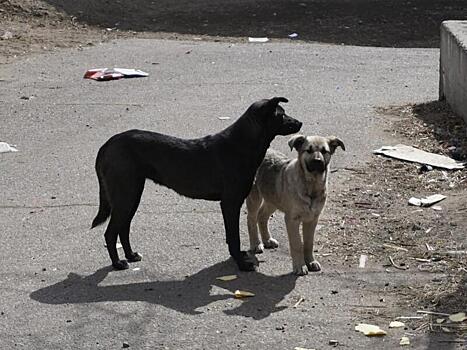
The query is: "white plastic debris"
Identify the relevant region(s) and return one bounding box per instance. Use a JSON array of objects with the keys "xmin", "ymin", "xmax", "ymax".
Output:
[
  {"xmin": 84, "ymin": 68, "xmax": 149, "ymax": 81},
  {"xmin": 355, "ymin": 323, "xmax": 387, "ymax": 336},
  {"xmin": 0, "ymin": 142, "xmax": 18, "ymax": 153},
  {"xmin": 389, "ymin": 321, "xmax": 405, "ymax": 328},
  {"xmin": 218, "ymin": 117, "xmax": 231, "ymax": 120},
  {"xmin": 358, "ymin": 254, "xmax": 368, "ymax": 268},
  {"xmin": 216, "ymin": 275, "xmax": 237, "ymax": 281},
  {"xmin": 248, "ymin": 37, "xmax": 269, "ymax": 43},
  {"xmin": 288, "ymin": 32, "xmax": 299, "ymax": 39},
  {"xmin": 408, "ymin": 194, "xmax": 446, "ymax": 207},
  {"xmin": 400, "ymin": 336, "xmax": 410, "ymax": 346},
  {"xmin": 373, "ymin": 144, "xmax": 465, "ymax": 170}
]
